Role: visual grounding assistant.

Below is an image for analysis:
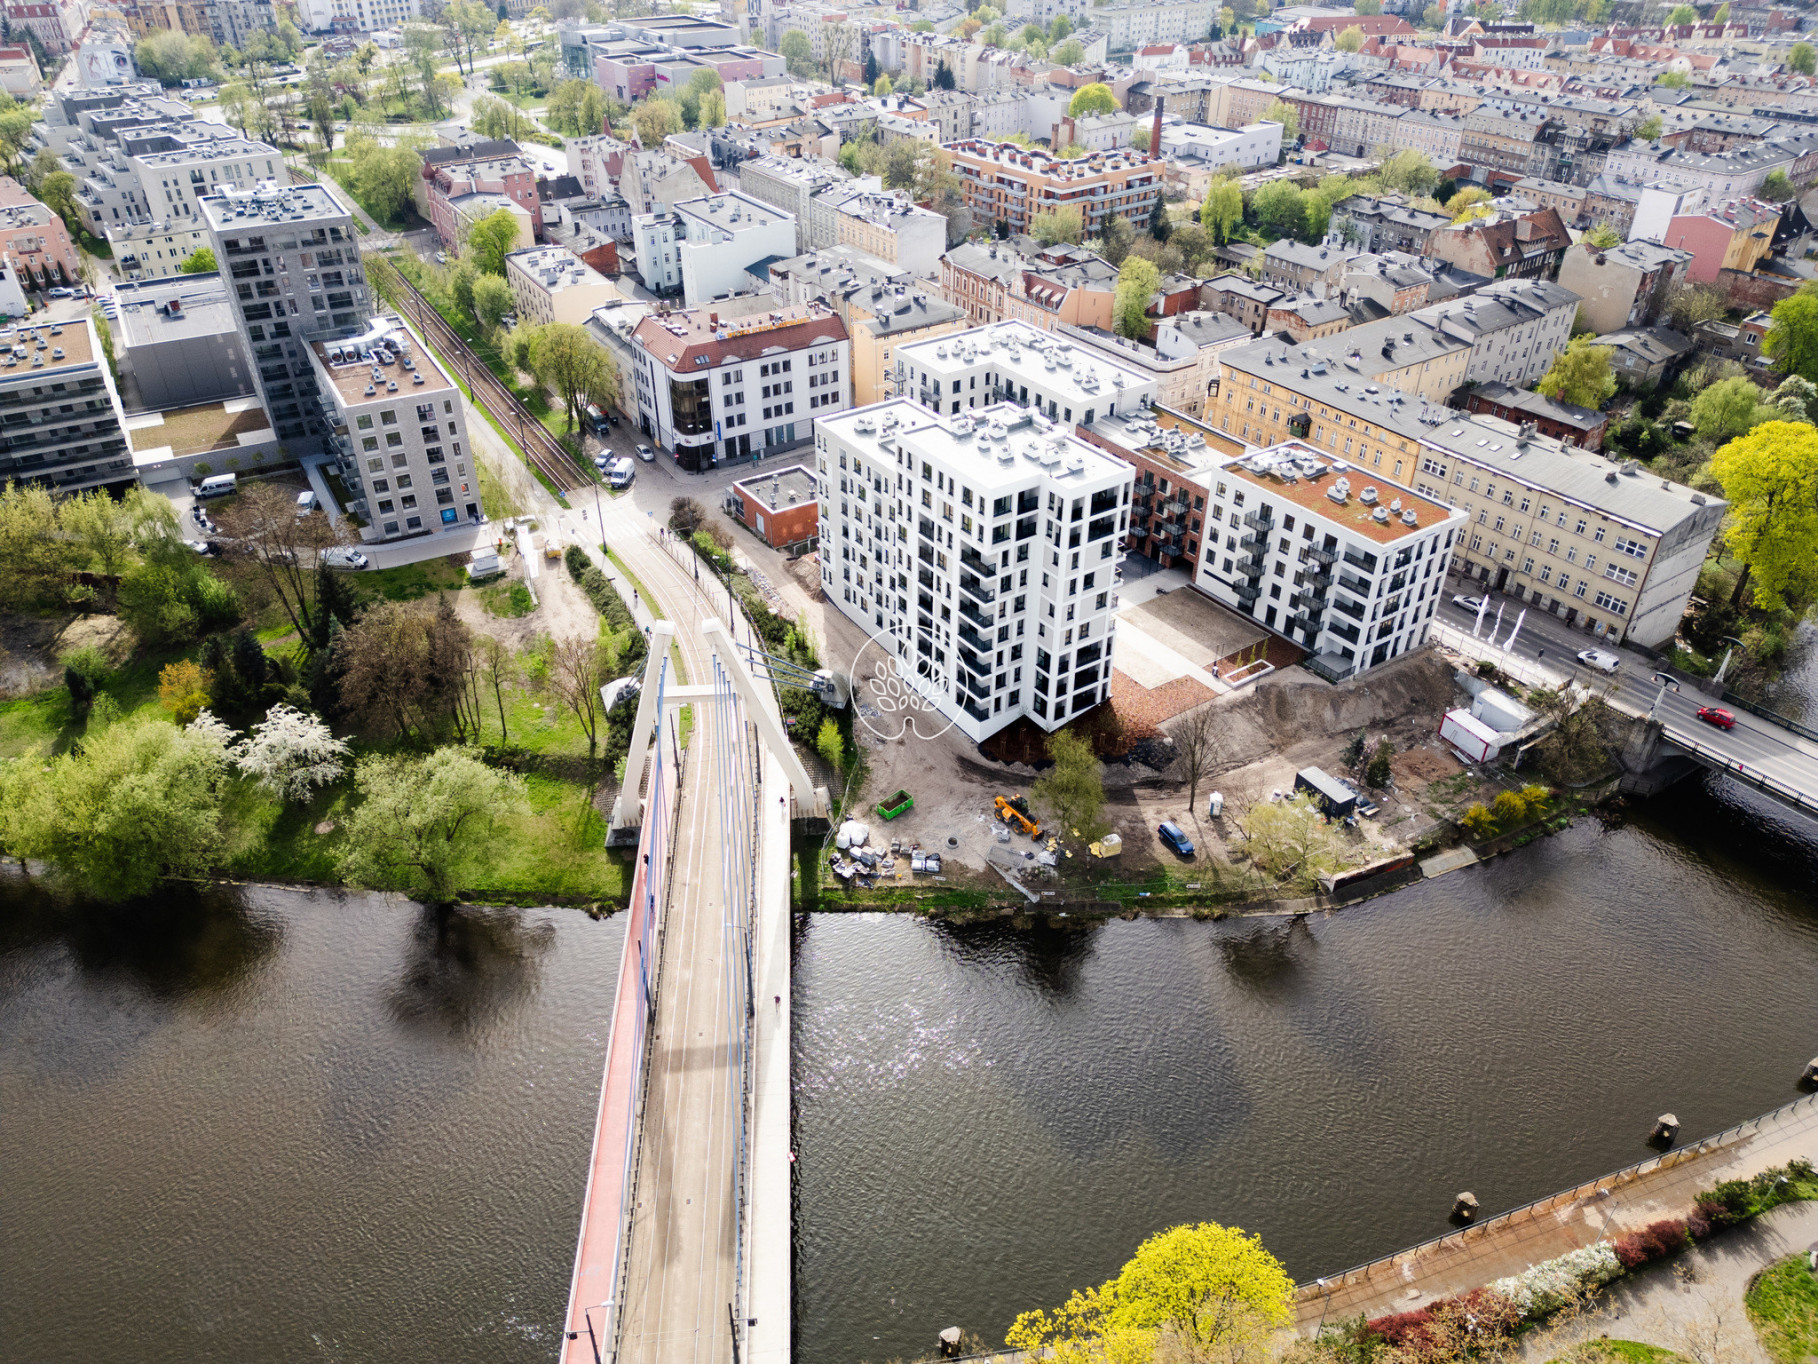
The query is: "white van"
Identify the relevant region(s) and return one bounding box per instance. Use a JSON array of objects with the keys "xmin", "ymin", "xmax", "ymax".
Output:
[
  {"xmin": 296, "ymin": 490, "xmax": 318, "ymax": 516},
  {"xmin": 194, "ymin": 472, "xmax": 237, "ymax": 498},
  {"xmin": 605, "ymin": 456, "xmax": 635, "ymax": 488}
]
